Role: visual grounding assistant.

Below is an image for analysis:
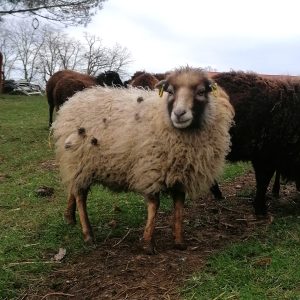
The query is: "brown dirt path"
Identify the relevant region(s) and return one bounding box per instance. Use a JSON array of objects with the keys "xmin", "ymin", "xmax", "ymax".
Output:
[{"xmin": 26, "ymin": 171, "xmax": 300, "ymax": 299}]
